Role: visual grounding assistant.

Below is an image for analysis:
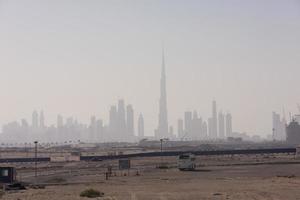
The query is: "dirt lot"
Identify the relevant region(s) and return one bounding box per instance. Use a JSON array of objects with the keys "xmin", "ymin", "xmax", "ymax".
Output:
[{"xmin": 2, "ymin": 154, "xmax": 300, "ymax": 200}]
